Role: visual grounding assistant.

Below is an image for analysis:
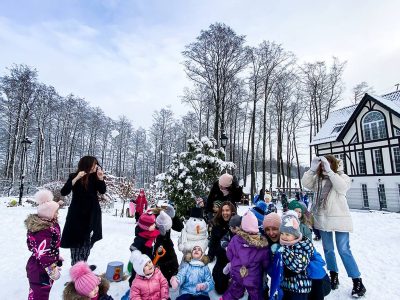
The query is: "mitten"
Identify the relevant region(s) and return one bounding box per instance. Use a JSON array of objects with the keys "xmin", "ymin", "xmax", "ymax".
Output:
[
  {"xmin": 196, "ymin": 283, "xmax": 207, "ymax": 291},
  {"xmin": 164, "ymin": 205, "xmax": 175, "ymax": 218},
  {"xmin": 320, "ymin": 156, "xmax": 332, "ymax": 173},
  {"xmin": 170, "ymin": 276, "xmax": 179, "ymax": 290},
  {"xmin": 310, "ymin": 157, "xmax": 321, "ymax": 172},
  {"xmin": 223, "ymin": 262, "xmax": 231, "ymax": 275},
  {"xmin": 46, "ymin": 265, "xmax": 61, "ymax": 280}
]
